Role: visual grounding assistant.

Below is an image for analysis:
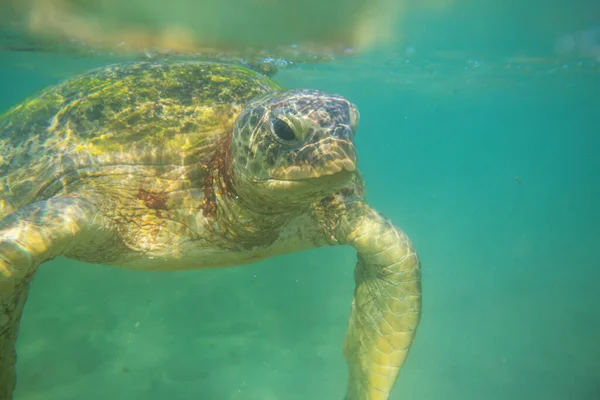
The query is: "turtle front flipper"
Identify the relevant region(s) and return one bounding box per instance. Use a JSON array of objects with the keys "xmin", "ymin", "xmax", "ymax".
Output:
[
  {"xmin": 0, "ymin": 196, "xmax": 111, "ymax": 399},
  {"xmin": 334, "ymin": 202, "xmax": 422, "ymax": 400}
]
